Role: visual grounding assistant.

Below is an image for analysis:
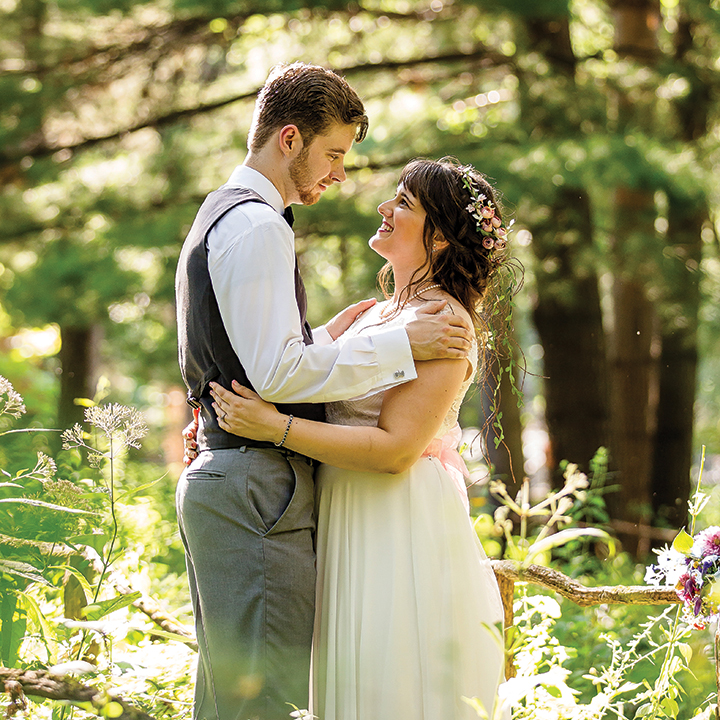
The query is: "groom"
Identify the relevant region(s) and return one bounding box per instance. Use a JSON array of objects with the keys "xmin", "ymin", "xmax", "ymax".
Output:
[{"xmin": 175, "ymin": 62, "xmax": 471, "ymax": 720}]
